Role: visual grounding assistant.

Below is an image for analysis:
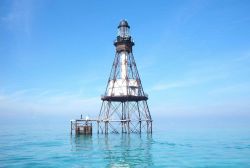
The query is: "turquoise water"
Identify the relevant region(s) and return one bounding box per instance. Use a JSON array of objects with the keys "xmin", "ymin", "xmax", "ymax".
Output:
[{"xmin": 1, "ymin": 124, "xmax": 250, "ymax": 167}]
